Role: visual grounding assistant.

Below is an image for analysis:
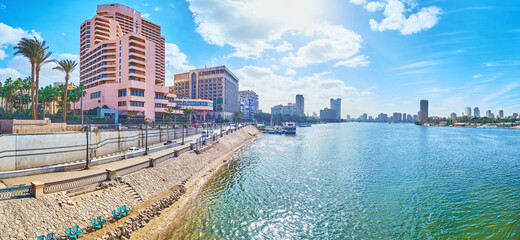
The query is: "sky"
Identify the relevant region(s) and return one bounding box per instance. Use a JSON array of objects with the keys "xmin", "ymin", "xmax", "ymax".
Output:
[{"xmin": 1, "ymin": 0, "xmax": 520, "ymax": 118}]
